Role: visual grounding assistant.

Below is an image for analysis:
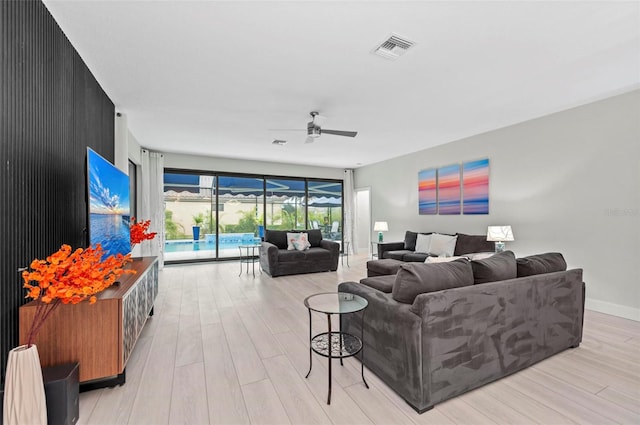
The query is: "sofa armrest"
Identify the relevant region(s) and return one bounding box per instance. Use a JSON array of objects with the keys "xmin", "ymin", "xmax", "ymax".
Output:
[
  {"xmin": 259, "ymin": 241, "xmax": 279, "ymax": 272},
  {"xmin": 320, "ymin": 239, "xmax": 340, "ymax": 257},
  {"xmin": 377, "ymin": 241, "xmax": 405, "ymax": 258},
  {"xmin": 338, "ymin": 281, "xmax": 424, "ymax": 408}
]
